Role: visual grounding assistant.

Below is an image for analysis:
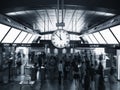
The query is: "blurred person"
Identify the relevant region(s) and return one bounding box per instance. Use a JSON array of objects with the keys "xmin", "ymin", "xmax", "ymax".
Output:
[
  {"xmin": 98, "ymin": 61, "xmax": 105, "ymax": 90},
  {"xmin": 90, "ymin": 64, "xmax": 95, "ymax": 90},
  {"xmin": 109, "ymin": 67, "xmax": 117, "ymax": 90},
  {"xmin": 73, "ymin": 62, "xmax": 80, "ymax": 90},
  {"xmin": 58, "ymin": 60, "xmax": 63, "ymax": 85}
]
